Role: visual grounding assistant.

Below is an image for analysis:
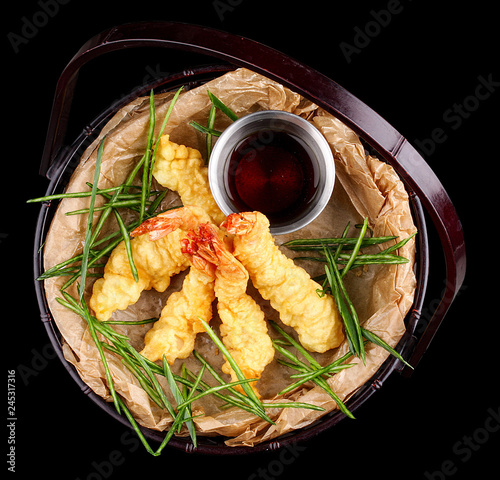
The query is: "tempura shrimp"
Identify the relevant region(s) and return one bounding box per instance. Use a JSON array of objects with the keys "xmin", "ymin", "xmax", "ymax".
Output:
[
  {"xmin": 140, "ymin": 245, "xmax": 216, "ymax": 364},
  {"xmin": 185, "ymin": 223, "xmax": 274, "ymax": 396},
  {"xmin": 153, "ymin": 135, "xmax": 226, "ymax": 225},
  {"xmin": 89, "ymin": 134, "xmax": 226, "ymax": 322},
  {"xmin": 222, "ymin": 211, "xmax": 344, "ymax": 353},
  {"xmin": 89, "ymin": 206, "xmax": 212, "ymax": 322},
  {"xmin": 89, "ymin": 229, "xmax": 189, "ymax": 322},
  {"xmin": 132, "ymin": 206, "xmax": 221, "ymax": 364}
]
